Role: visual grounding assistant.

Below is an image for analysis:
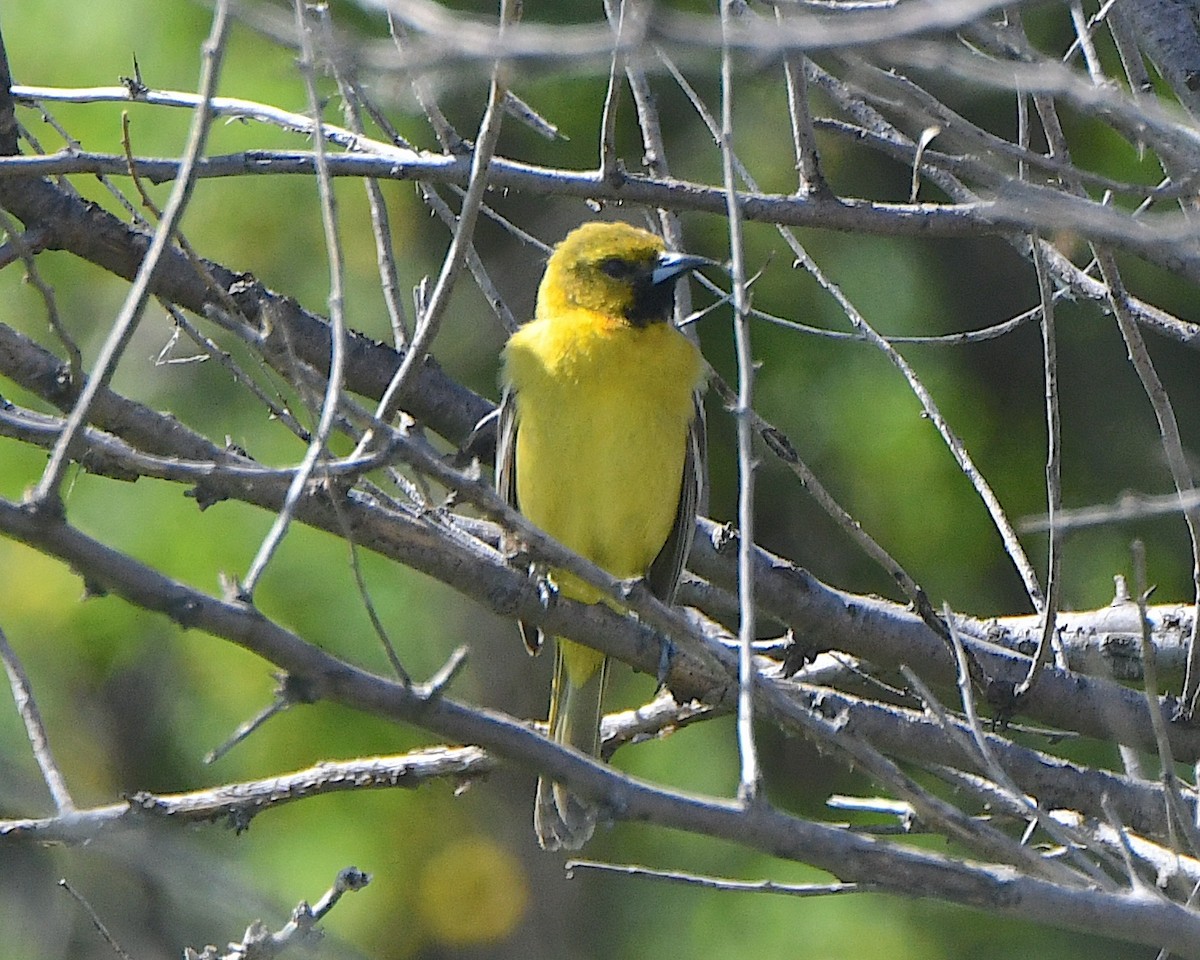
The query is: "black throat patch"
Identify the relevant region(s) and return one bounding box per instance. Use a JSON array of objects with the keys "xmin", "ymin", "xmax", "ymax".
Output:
[{"xmin": 624, "ymin": 272, "xmax": 676, "ymax": 327}]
